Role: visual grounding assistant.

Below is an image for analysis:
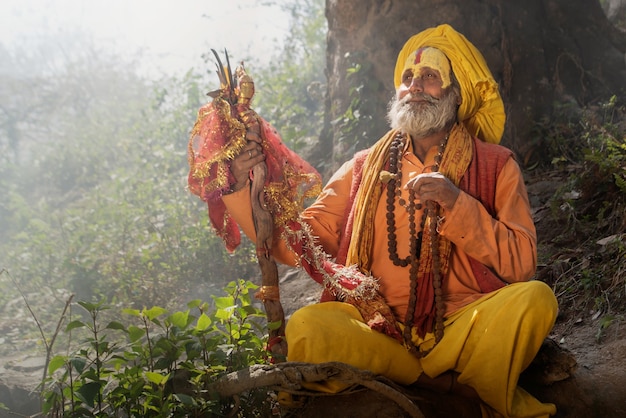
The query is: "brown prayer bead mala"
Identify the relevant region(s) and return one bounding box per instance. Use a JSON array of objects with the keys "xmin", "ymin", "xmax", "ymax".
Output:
[{"xmin": 385, "ymin": 132, "xmax": 448, "ymax": 357}]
